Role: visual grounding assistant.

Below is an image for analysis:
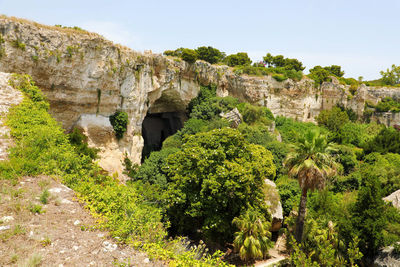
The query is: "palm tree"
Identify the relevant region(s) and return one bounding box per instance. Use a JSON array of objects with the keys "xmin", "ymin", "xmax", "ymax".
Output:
[
  {"xmin": 284, "ymin": 129, "xmax": 337, "ymax": 243},
  {"xmin": 232, "ymin": 209, "xmax": 273, "ymax": 262}
]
